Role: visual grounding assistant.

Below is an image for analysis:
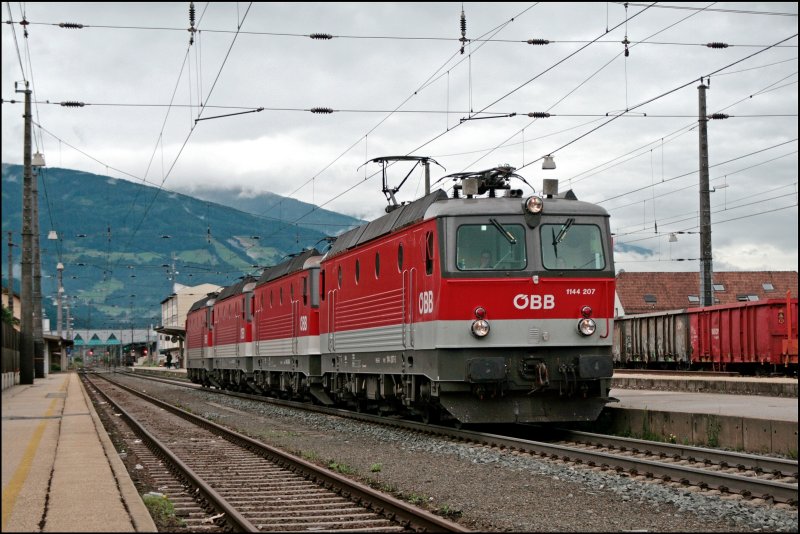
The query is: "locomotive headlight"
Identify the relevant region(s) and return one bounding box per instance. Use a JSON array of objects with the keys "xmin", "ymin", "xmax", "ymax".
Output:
[
  {"xmin": 471, "ymin": 319, "xmax": 490, "ymax": 337},
  {"xmin": 524, "ymin": 195, "xmax": 544, "ymax": 214},
  {"xmin": 577, "ymin": 317, "xmax": 597, "ymax": 336}
]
